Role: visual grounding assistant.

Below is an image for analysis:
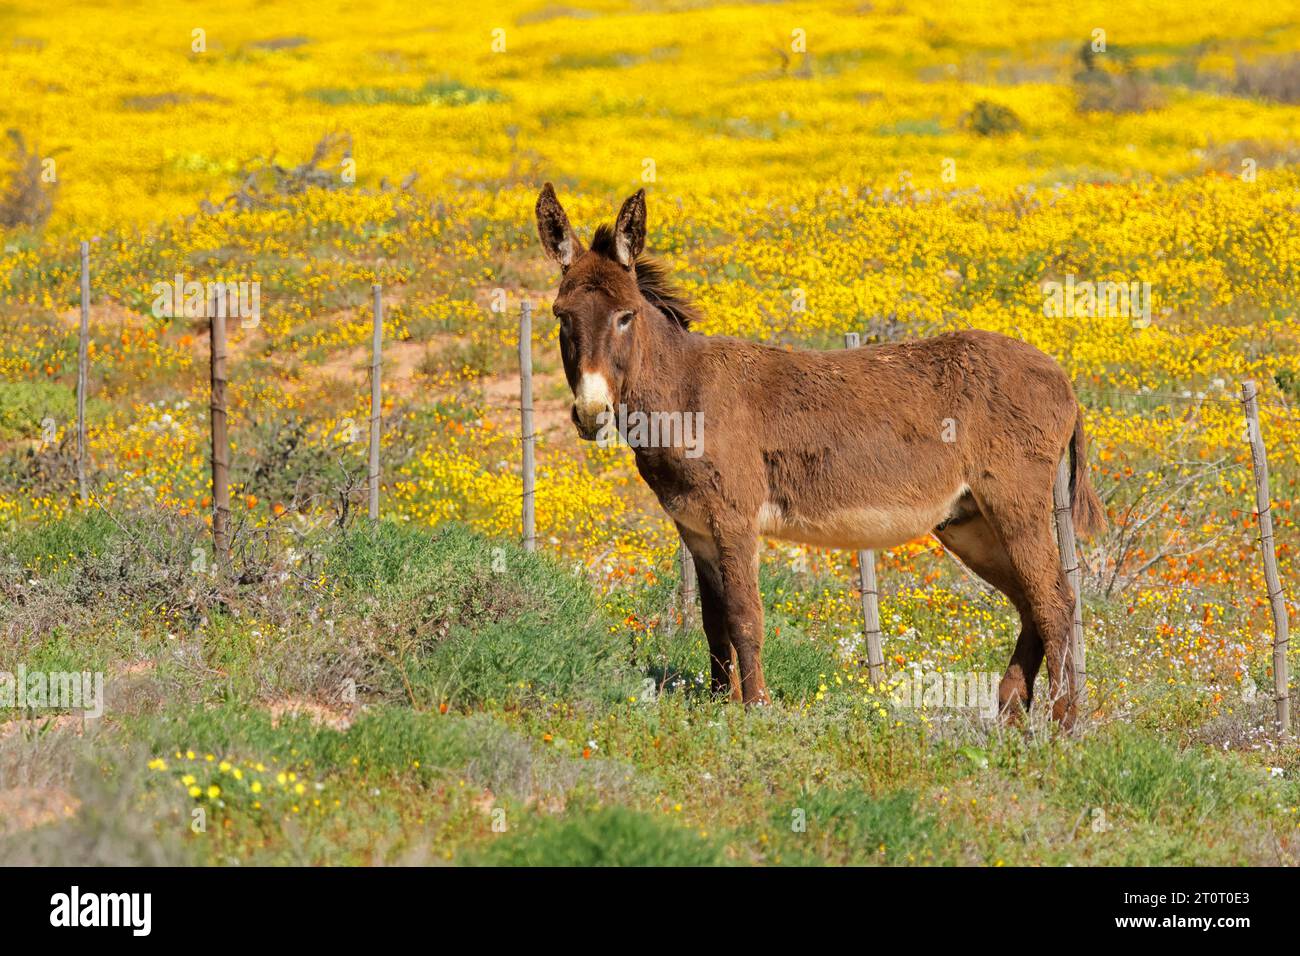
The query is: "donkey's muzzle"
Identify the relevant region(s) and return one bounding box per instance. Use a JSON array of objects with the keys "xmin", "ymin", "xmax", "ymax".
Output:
[
  {"xmin": 571, "ymin": 402, "xmax": 609, "ymax": 441},
  {"xmin": 572, "ymin": 372, "xmax": 614, "ymax": 441}
]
